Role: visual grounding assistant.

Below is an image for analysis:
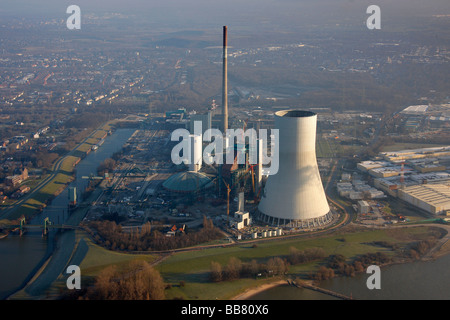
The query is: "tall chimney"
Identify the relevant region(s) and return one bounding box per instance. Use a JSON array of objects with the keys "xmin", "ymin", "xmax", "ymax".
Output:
[{"xmin": 222, "ymin": 26, "xmax": 228, "ymax": 132}]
